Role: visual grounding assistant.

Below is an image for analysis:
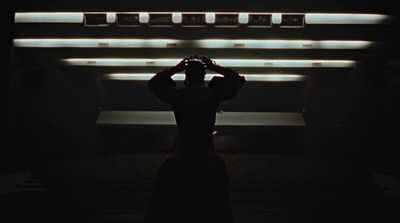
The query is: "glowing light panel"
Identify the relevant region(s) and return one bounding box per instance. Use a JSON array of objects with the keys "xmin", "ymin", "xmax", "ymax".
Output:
[
  {"xmin": 15, "ymin": 12, "xmax": 84, "ymax": 23},
  {"xmin": 62, "ymin": 58, "xmax": 356, "ymax": 68},
  {"xmin": 305, "ymin": 13, "xmax": 392, "ymax": 24},
  {"xmin": 105, "ymin": 73, "xmax": 307, "ymax": 82},
  {"xmin": 13, "ymin": 38, "xmax": 376, "ymax": 49}
]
